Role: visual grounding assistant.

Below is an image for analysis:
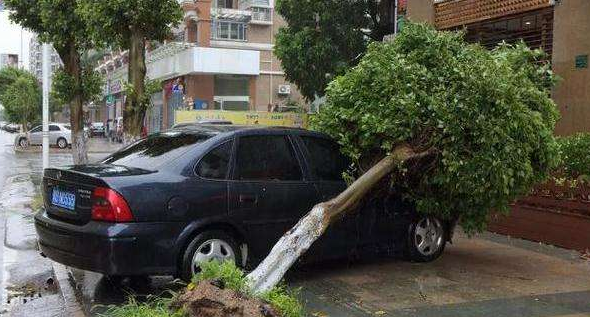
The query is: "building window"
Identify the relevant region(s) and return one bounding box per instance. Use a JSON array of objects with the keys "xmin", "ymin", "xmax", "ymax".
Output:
[
  {"xmin": 251, "ymin": 7, "xmax": 271, "ymax": 22},
  {"xmin": 212, "ymin": 20, "xmax": 247, "ymax": 41},
  {"xmin": 215, "ymin": 0, "xmax": 233, "ymax": 8},
  {"xmin": 454, "ymin": 8, "xmax": 554, "ymax": 59}
]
